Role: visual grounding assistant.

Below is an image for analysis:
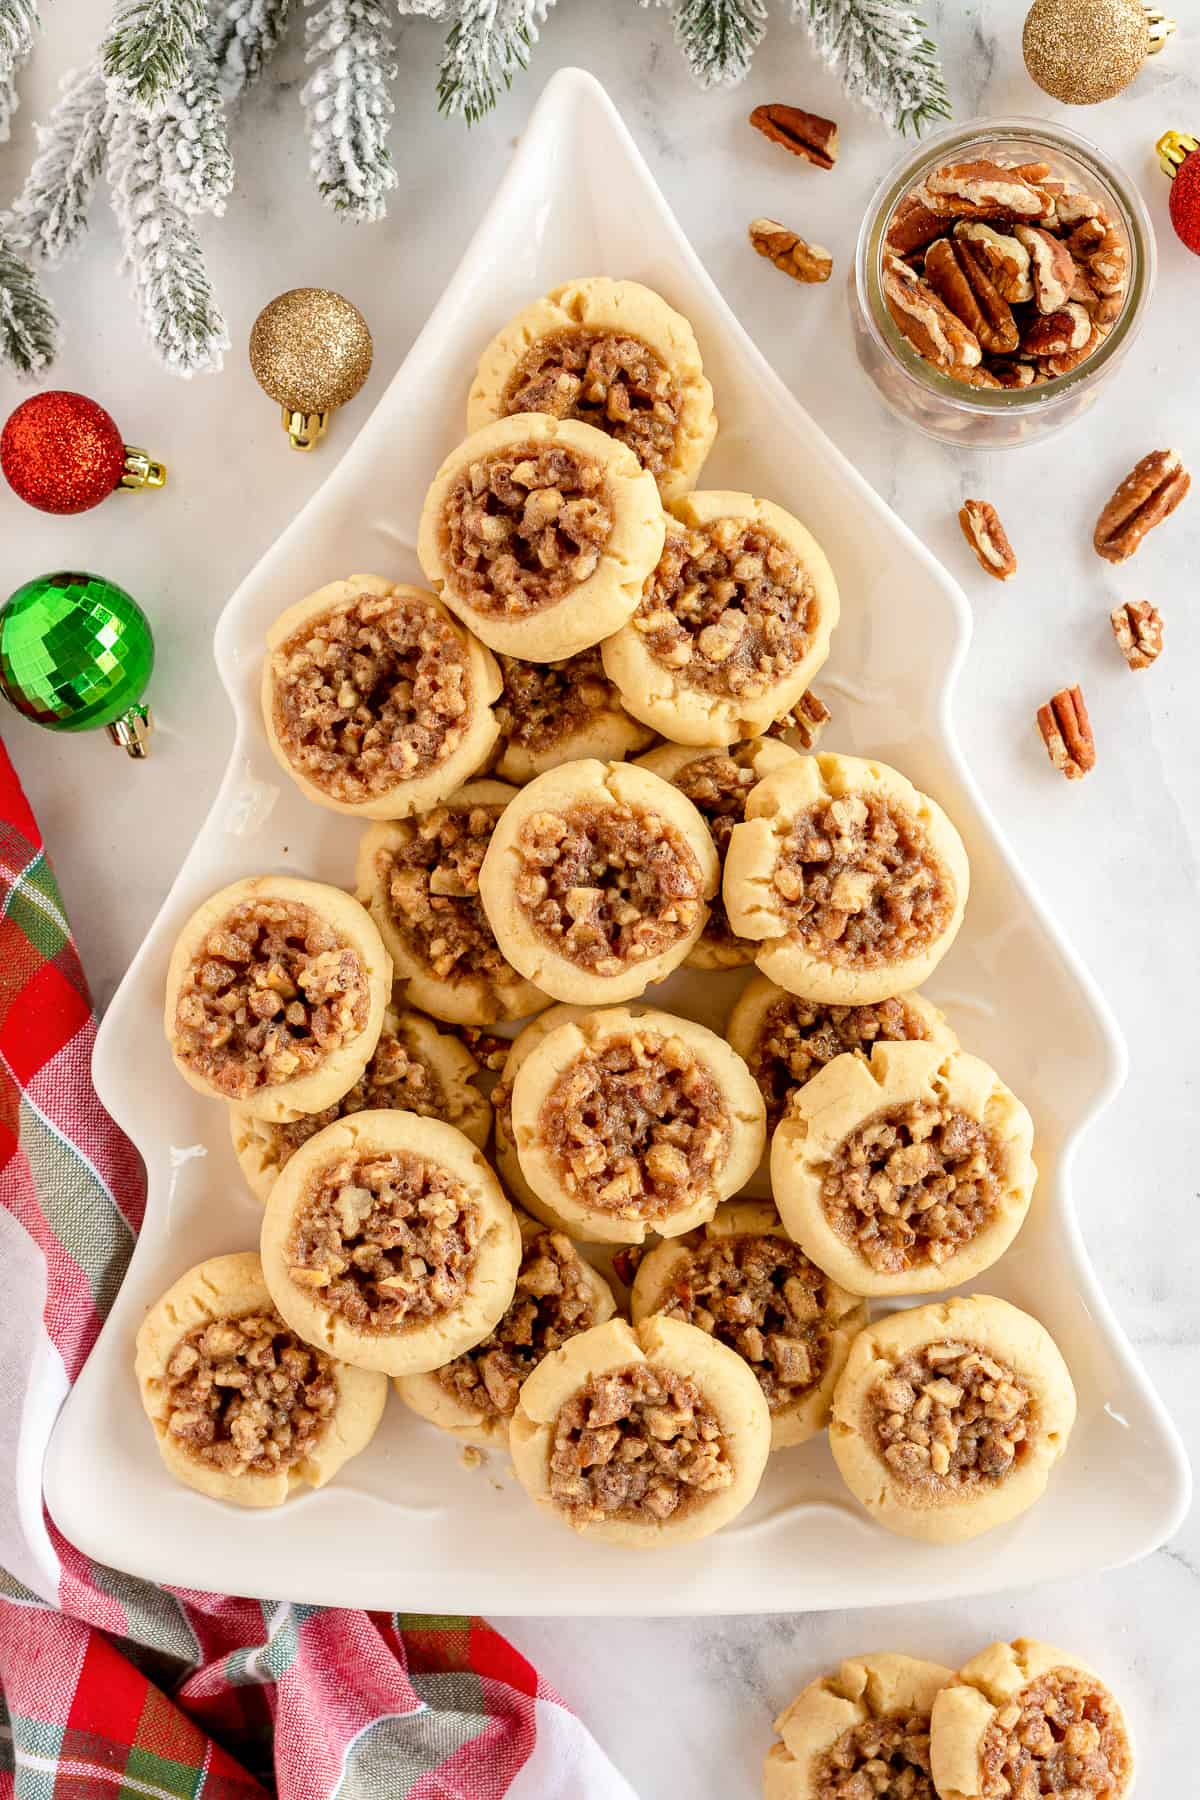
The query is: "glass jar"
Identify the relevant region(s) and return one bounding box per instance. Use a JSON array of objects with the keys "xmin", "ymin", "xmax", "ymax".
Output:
[{"xmin": 850, "ymin": 117, "xmax": 1155, "ymax": 449}]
